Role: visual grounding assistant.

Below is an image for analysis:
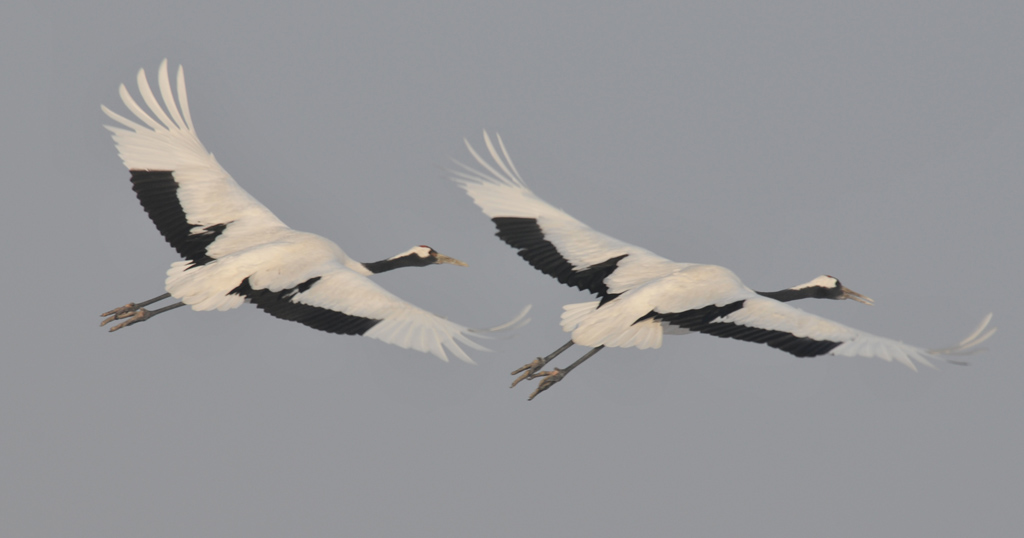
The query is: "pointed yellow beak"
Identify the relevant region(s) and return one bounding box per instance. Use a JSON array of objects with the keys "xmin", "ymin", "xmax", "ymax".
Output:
[
  {"xmin": 840, "ymin": 286, "xmax": 874, "ymax": 305},
  {"xmin": 435, "ymin": 253, "xmax": 468, "ymax": 267}
]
